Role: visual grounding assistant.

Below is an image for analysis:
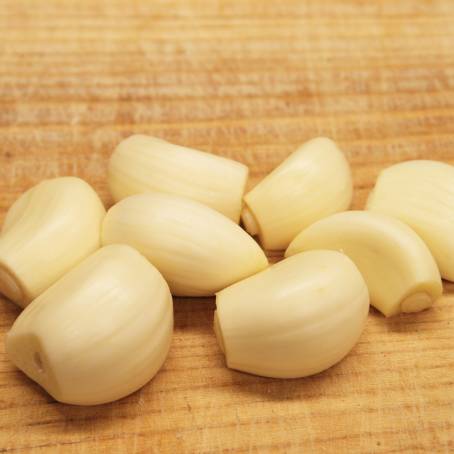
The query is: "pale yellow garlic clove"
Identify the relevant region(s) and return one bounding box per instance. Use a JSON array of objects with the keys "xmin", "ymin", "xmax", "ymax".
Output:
[
  {"xmin": 108, "ymin": 134, "xmax": 248, "ymax": 222},
  {"xmin": 0, "ymin": 177, "xmax": 106, "ymax": 308},
  {"xmin": 6, "ymin": 244, "xmax": 173, "ymax": 406},
  {"xmin": 286, "ymin": 211, "xmax": 442, "ymax": 317},
  {"xmin": 241, "ymin": 137, "xmax": 353, "ymax": 250},
  {"xmin": 366, "ymin": 160, "xmax": 454, "ymax": 281},
  {"xmin": 215, "ymin": 250, "xmax": 369, "ymax": 378},
  {"xmin": 102, "ymin": 192, "xmax": 268, "ymax": 297}
]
